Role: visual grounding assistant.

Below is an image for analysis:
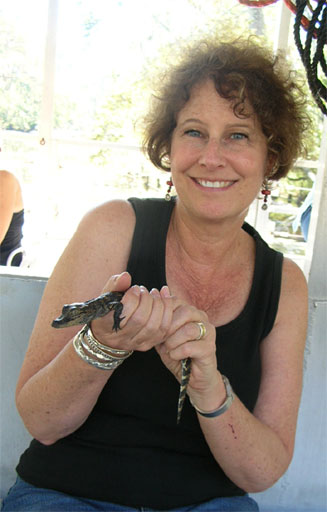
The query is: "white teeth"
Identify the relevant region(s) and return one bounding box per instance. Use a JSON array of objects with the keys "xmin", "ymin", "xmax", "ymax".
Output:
[{"xmin": 197, "ymin": 179, "xmax": 233, "ymax": 188}]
